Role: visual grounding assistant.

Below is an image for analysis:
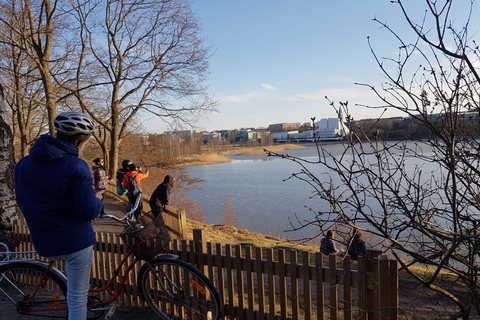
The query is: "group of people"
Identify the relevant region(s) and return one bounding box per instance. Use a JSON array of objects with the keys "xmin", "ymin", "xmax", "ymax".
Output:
[
  {"xmin": 15, "ymin": 111, "xmax": 174, "ymax": 319},
  {"xmin": 320, "ymin": 229, "xmax": 367, "ymax": 260},
  {"xmin": 91, "ymin": 155, "xmax": 174, "ymax": 225}
]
